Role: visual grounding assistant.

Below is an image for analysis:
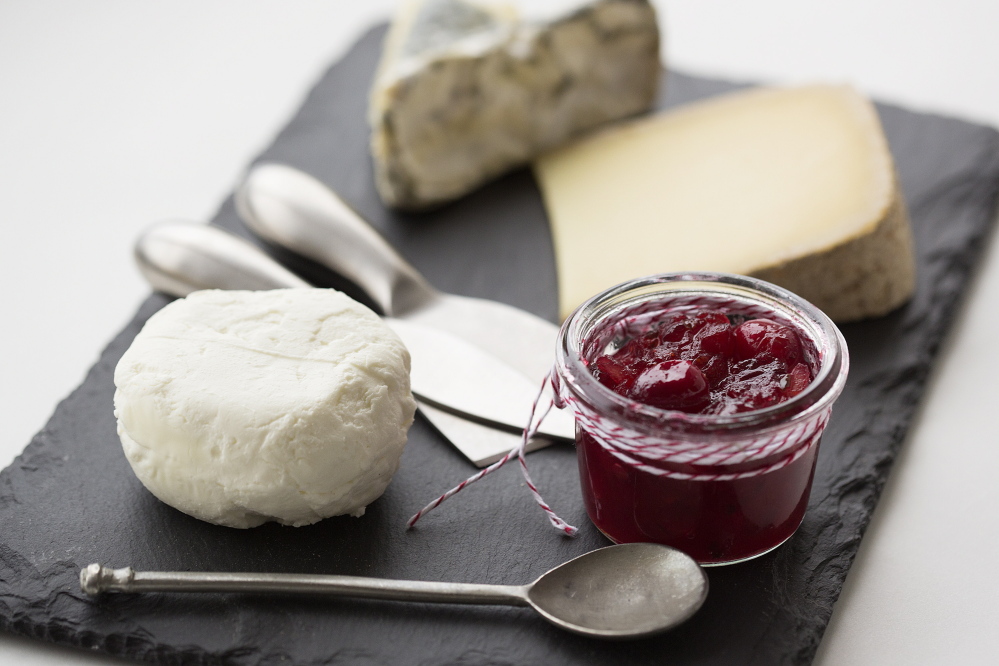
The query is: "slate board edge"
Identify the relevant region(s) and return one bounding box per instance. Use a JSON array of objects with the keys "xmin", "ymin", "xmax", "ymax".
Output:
[
  {"xmin": 785, "ymin": 207, "xmax": 999, "ymax": 664},
  {"xmin": 776, "ymin": 125, "xmax": 999, "ymax": 662},
  {"xmin": 0, "ymin": 298, "xmax": 209, "ymax": 665}
]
